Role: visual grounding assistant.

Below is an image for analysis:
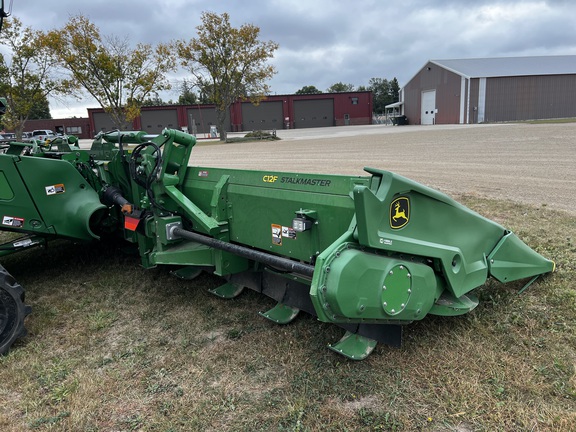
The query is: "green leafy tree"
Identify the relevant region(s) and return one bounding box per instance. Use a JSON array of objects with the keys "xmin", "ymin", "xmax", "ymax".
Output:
[
  {"xmin": 141, "ymin": 95, "xmax": 167, "ymax": 106},
  {"xmin": 45, "ymin": 15, "xmax": 176, "ymax": 130},
  {"xmin": 177, "ymin": 12, "xmax": 279, "ymax": 141},
  {"xmin": 326, "ymin": 82, "xmax": 355, "ymax": 93},
  {"xmin": 295, "ymin": 85, "xmax": 322, "ymax": 94},
  {"xmin": 390, "ymin": 77, "xmax": 400, "ymax": 104},
  {"xmin": 0, "ymin": 18, "xmax": 74, "ymax": 138},
  {"xmin": 197, "ymin": 83, "xmax": 215, "ymax": 104},
  {"xmin": 177, "ymin": 79, "xmax": 198, "ymax": 105},
  {"xmin": 28, "ymin": 94, "xmax": 52, "ymax": 119},
  {"xmin": 369, "ymin": 77, "xmax": 400, "ymax": 113}
]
